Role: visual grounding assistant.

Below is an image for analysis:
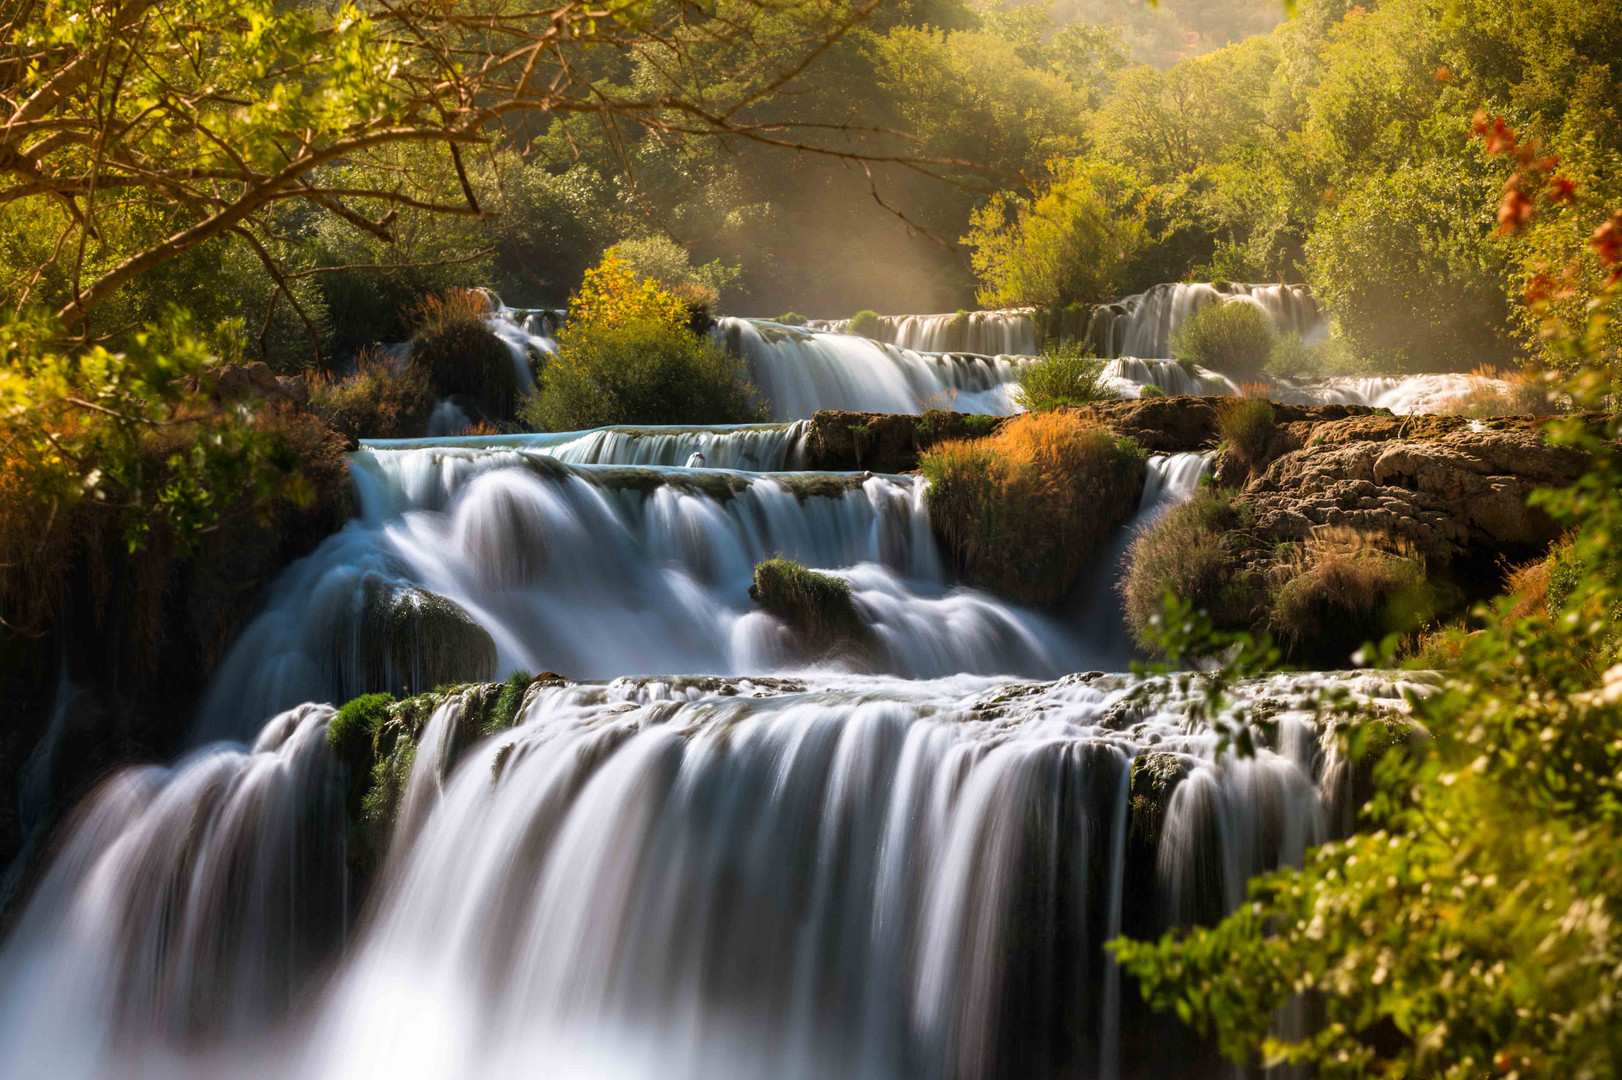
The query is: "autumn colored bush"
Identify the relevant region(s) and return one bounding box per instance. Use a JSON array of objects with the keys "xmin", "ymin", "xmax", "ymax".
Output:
[
  {"xmin": 410, "ymin": 289, "xmax": 520, "ymax": 420},
  {"xmin": 310, "ymin": 349, "xmax": 437, "ymax": 440},
  {"xmin": 921, "ymin": 411, "xmax": 1146, "ymax": 606},
  {"xmin": 1119, "ymin": 487, "xmax": 1255, "ymax": 646}
]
